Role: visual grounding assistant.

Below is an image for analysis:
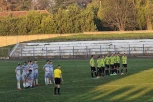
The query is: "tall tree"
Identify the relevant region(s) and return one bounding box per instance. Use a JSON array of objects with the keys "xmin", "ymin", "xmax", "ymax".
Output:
[
  {"xmin": 133, "ymin": 0, "xmax": 153, "ymax": 30},
  {"xmin": 100, "ymin": 0, "xmax": 136, "ymax": 31}
]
